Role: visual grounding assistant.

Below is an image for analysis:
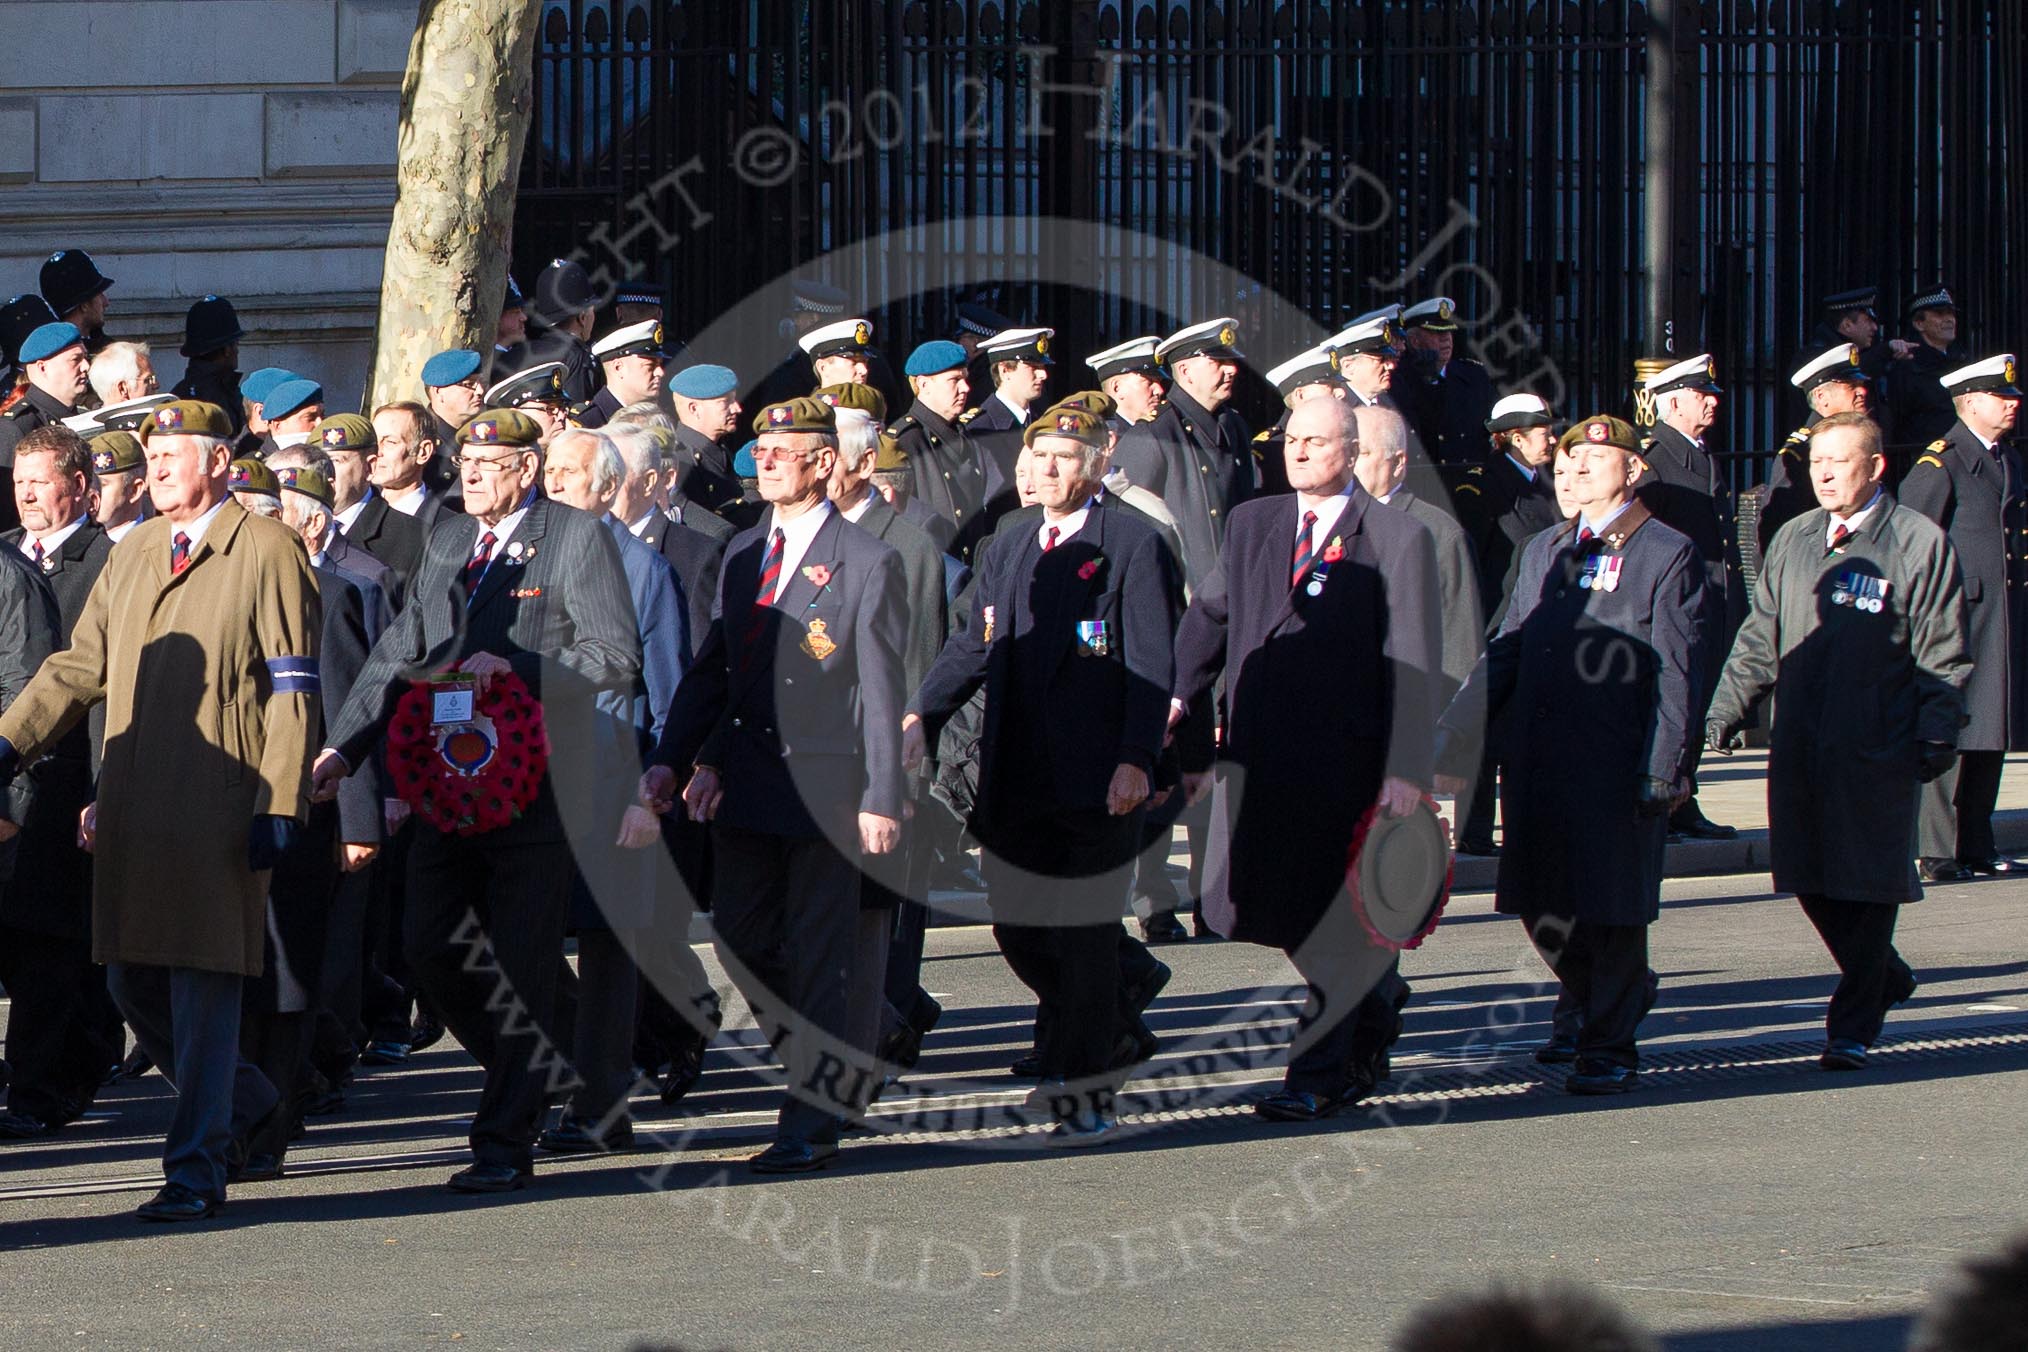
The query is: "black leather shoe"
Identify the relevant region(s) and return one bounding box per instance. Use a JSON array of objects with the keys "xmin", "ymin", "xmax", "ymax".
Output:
[
  {"xmin": 357, "ymin": 1039, "xmax": 410, "ymax": 1066},
  {"xmin": 408, "ymin": 1011, "xmax": 446, "ymax": 1052},
  {"xmin": 1917, "ymin": 857, "xmax": 1972, "ymax": 883},
  {"xmin": 446, "ymin": 1162, "xmax": 530, "ymax": 1193},
  {"xmin": 1533, "ymin": 1034, "xmax": 1579, "ymax": 1065},
  {"xmin": 749, "ymin": 1137, "xmax": 838, "ymax": 1174},
  {"xmin": 1049, "ymin": 1108, "xmax": 1119, "ymax": 1147},
  {"xmin": 233, "ymin": 1152, "xmax": 285, "ymax": 1182},
  {"xmin": 116, "ymin": 1048, "xmax": 155, "ymax": 1081},
  {"xmin": 1008, "ymin": 1050, "xmax": 1045, "ymax": 1078},
  {"xmin": 1565, "ymin": 1061, "xmax": 1640, "ymax": 1094},
  {"xmin": 1190, "ymin": 915, "xmax": 1220, "ymax": 940},
  {"xmin": 136, "ymin": 1183, "xmax": 219, "ymax": 1221},
  {"xmin": 1456, "ymin": 836, "xmax": 1500, "ymax": 857},
  {"xmin": 1964, "ymin": 857, "xmax": 2022, "ymax": 876},
  {"xmin": 1123, "ymin": 959, "xmax": 1173, "ymax": 1018},
  {"xmin": 1820, "ymin": 1038, "xmax": 1869, "ymax": 1070},
  {"xmin": 1884, "ymin": 968, "xmax": 1918, "ymax": 1011},
  {"xmin": 1668, "ymin": 805, "xmax": 1736, "ymax": 840},
  {"xmin": 539, "ymin": 1116, "xmax": 633, "ymax": 1154},
  {"xmin": 1254, "ymin": 1085, "xmax": 1364, "ymax": 1122},
  {"xmin": 0, "ymin": 1109, "xmax": 55, "ymax": 1139},
  {"xmin": 659, "ymin": 1044, "xmax": 705, "ymax": 1104},
  {"xmin": 1140, "ymin": 910, "xmax": 1191, "ymax": 945}
]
